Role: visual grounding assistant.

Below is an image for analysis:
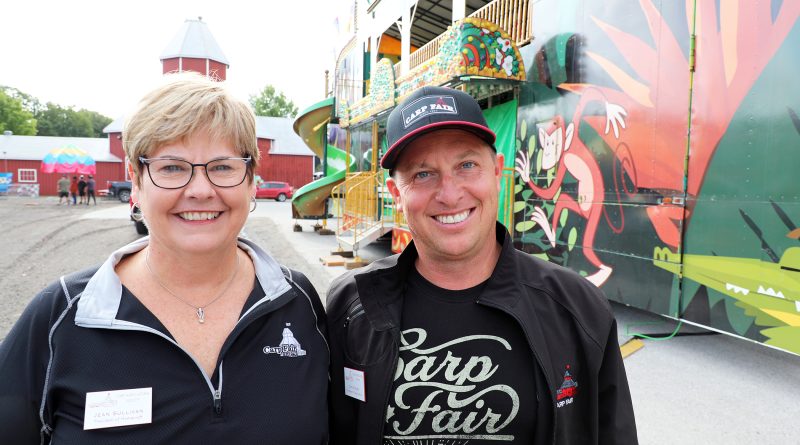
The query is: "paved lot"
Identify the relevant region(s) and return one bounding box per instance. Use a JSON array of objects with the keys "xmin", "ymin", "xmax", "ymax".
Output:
[{"xmin": 1, "ymin": 196, "xmax": 799, "ymax": 443}]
